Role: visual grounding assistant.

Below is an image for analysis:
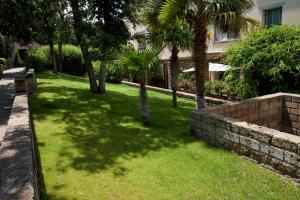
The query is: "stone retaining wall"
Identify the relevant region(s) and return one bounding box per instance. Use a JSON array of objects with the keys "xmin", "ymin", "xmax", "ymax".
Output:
[
  {"xmin": 122, "ymin": 81, "xmax": 232, "ymax": 105},
  {"xmin": 0, "ymin": 68, "xmax": 38, "ymax": 200},
  {"xmin": 0, "ymin": 94, "xmax": 39, "ymax": 200},
  {"xmin": 282, "ymin": 94, "xmax": 300, "ymax": 136},
  {"xmin": 190, "ymin": 93, "xmax": 300, "ymax": 179},
  {"xmin": 208, "ymin": 94, "xmax": 283, "ymax": 130}
]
